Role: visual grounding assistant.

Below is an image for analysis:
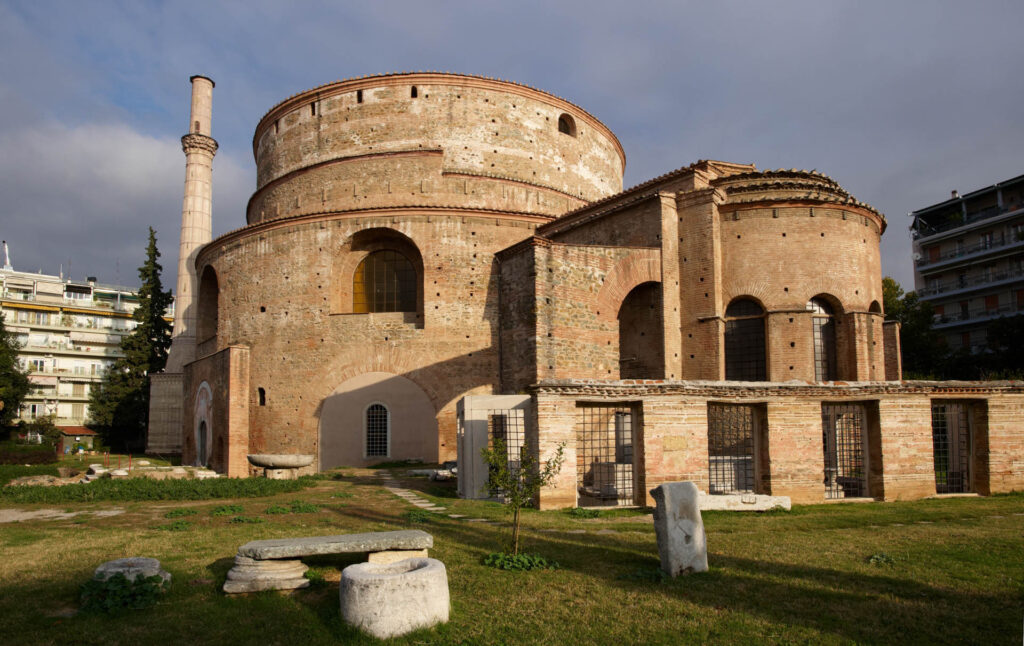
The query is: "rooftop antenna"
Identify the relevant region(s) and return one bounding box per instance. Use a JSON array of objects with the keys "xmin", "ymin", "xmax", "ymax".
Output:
[{"xmin": 2, "ymin": 240, "xmax": 11, "ymax": 271}]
